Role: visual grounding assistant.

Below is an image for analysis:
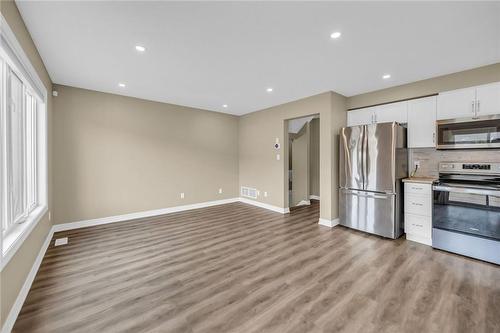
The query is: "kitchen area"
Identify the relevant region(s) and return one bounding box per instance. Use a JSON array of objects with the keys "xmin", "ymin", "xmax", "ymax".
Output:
[{"xmin": 341, "ymin": 81, "xmax": 500, "ymax": 265}]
